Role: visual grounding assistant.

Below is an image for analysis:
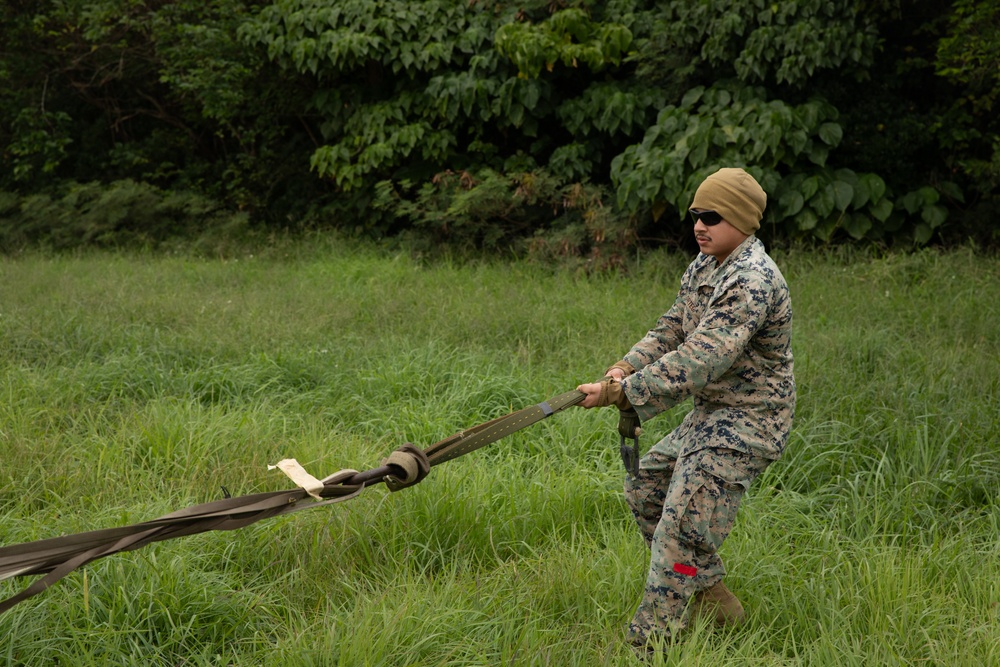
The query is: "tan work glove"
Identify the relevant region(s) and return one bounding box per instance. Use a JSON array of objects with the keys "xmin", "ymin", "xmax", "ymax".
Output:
[{"xmin": 595, "ymin": 378, "xmax": 633, "ymax": 410}]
